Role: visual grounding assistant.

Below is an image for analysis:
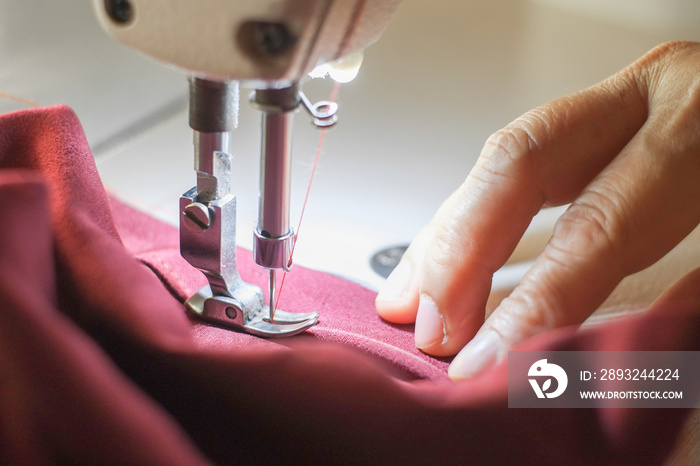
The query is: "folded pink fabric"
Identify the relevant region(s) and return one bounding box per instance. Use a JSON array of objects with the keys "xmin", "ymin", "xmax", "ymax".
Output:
[{"xmin": 1, "ymin": 105, "xmax": 698, "ymax": 464}]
